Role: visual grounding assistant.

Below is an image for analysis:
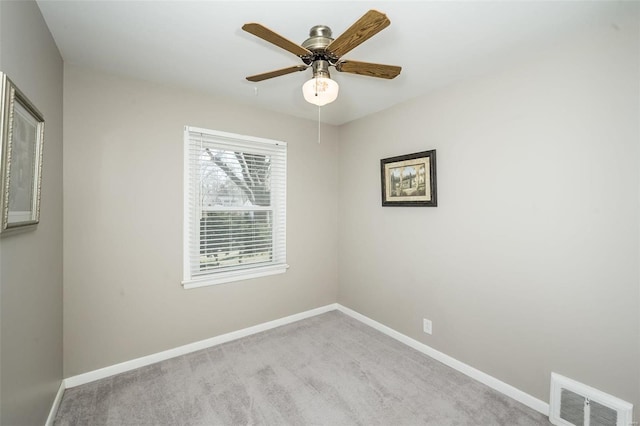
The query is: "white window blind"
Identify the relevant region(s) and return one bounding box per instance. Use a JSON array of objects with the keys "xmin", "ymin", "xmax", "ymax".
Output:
[{"xmin": 183, "ymin": 126, "xmax": 287, "ymax": 289}]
